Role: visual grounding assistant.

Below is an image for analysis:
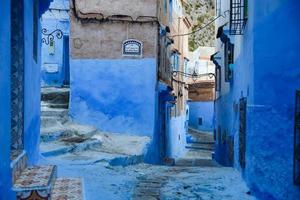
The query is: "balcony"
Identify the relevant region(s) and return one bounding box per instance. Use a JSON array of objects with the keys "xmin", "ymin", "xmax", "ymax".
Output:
[{"xmin": 229, "ymin": 0, "xmax": 247, "ymax": 35}]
